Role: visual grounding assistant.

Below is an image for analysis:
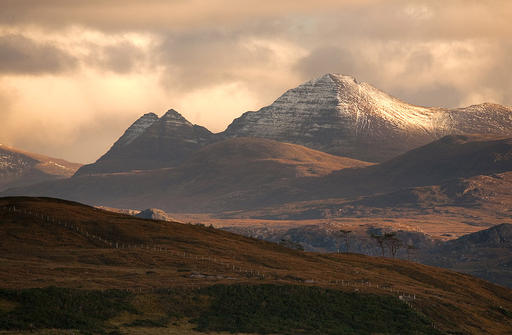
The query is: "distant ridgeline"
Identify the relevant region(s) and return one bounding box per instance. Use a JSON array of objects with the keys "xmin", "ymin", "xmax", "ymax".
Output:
[{"xmin": 76, "ymin": 74, "xmax": 512, "ymax": 176}]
